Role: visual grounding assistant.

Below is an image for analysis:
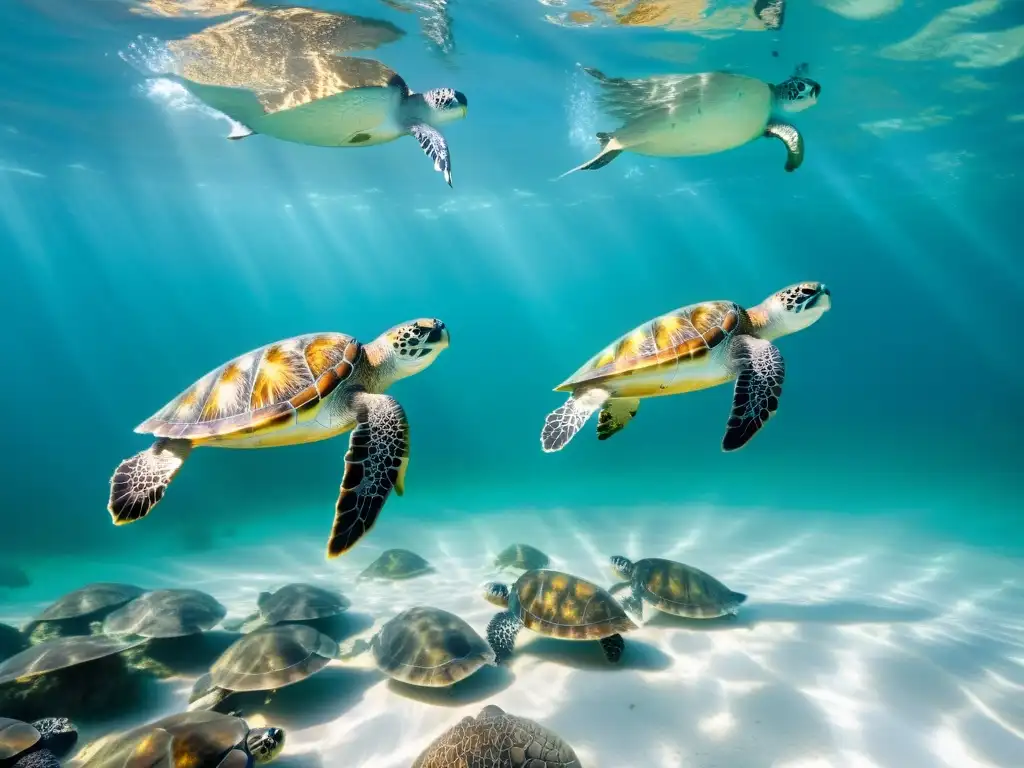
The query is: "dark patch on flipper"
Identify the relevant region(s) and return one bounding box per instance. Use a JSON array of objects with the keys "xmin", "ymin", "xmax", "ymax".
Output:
[
  {"xmin": 754, "ymin": 0, "xmax": 786, "ymax": 30},
  {"xmin": 600, "ymin": 633, "xmax": 625, "ymax": 663},
  {"xmin": 409, "ymin": 122, "xmax": 452, "ymax": 186},
  {"xmin": 597, "ymin": 397, "xmax": 640, "ymax": 440},
  {"xmin": 486, "ymin": 612, "xmax": 521, "ymax": 665},
  {"xmin": 764, "ymin": 121, "xmax": 804, "ymax": 172},
  {"xmin": 723, "ymin": 336, "xmax": 785, "ymax": 451},
  {"xmin": 327, "ymin": 393, "xmax": 409, "ymax": 558},
  {"xmin": 349, "ymin": 132, "xmax": 372, "ymax": 144},
  {"xmin": 108, "ymin": 438, "xmax": 192, "ymax": 525}
]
